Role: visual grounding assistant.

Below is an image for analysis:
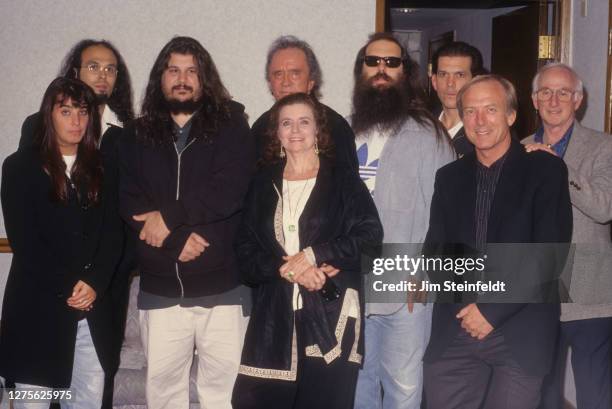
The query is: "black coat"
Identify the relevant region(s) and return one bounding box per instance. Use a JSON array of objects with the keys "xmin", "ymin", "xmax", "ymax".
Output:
[
  {"xmin": 432, "ymin": 108, "xmax": 473, "ymax": 157},
  {"xmin": 423, "ymin": 138, "xmax": 573, "ymax": 376},
  {"xmin": 118, "ymin": 102, "xmax": 254, "ymax": 297},
  {"xmin": 251, "ymin": 104, "xmax": 359, "ymax": 171},
  {"xmin": 20, "ymin": 111, "xmax": 137, "ymax": 377},
  {"xmin": 0, "ymin": 149, "xmax": 123, "ymax": 387},
  {"xmin": 449, "ymin": 126, "xmax": 474, "ymax": 157},
  {"xmin": 235, "ymin": 158, "xmax": 382, "ymax": 380}
]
